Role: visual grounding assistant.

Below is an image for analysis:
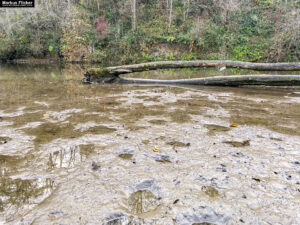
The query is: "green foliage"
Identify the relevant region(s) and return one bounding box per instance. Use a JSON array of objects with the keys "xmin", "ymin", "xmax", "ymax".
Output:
[{"xmin": 0, "ymin": 0, "xmax": 299, "ymax": 63}]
